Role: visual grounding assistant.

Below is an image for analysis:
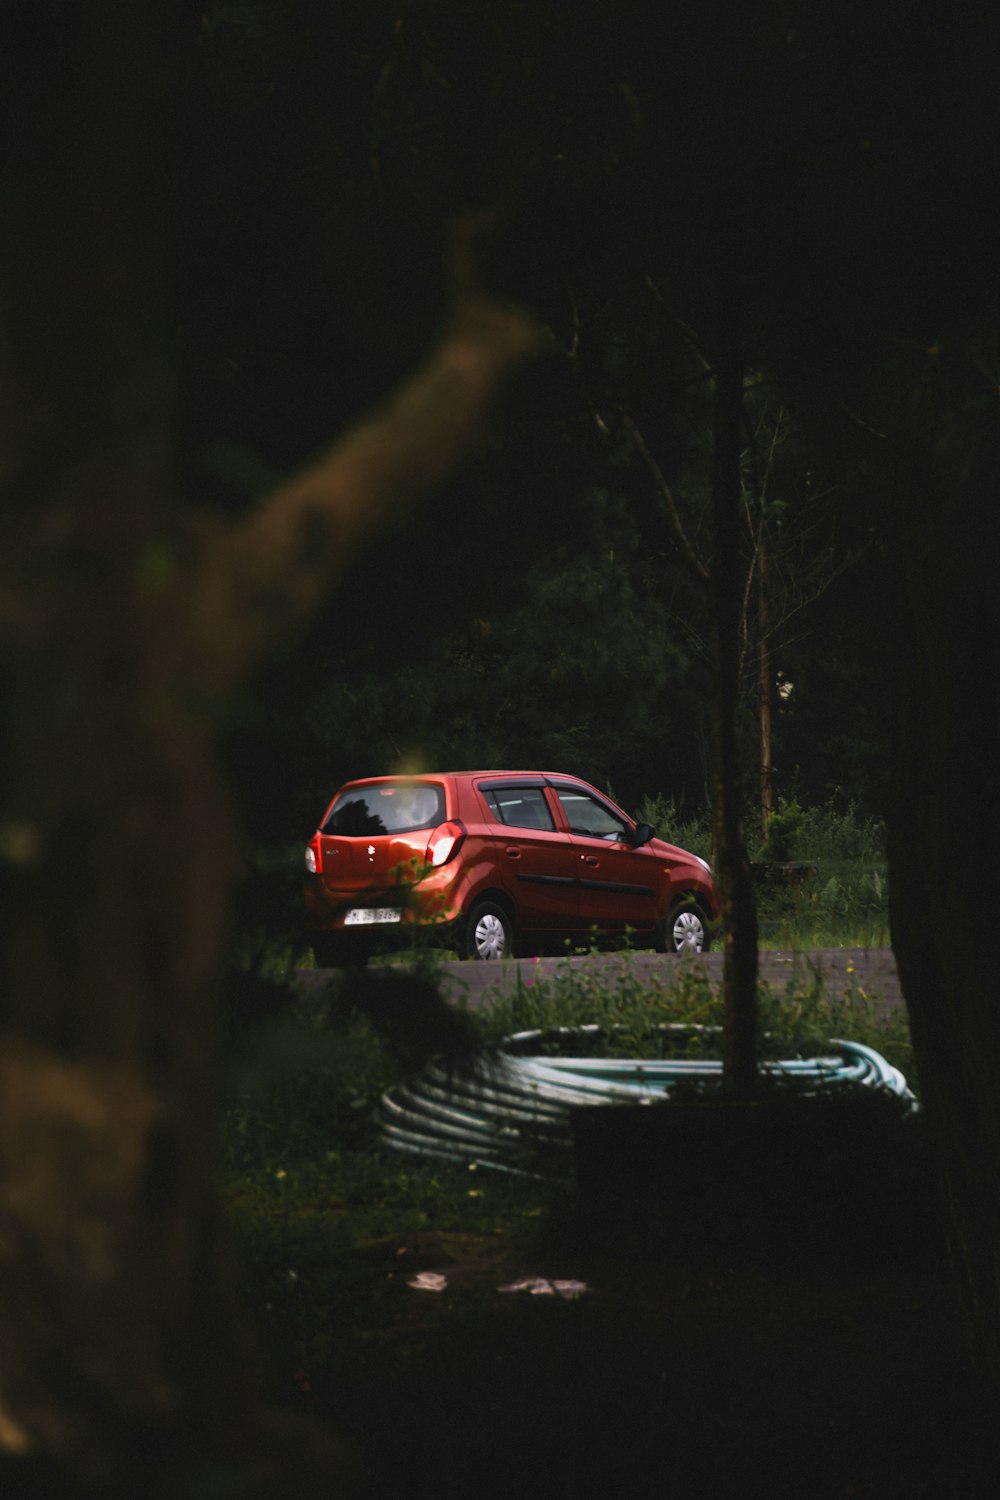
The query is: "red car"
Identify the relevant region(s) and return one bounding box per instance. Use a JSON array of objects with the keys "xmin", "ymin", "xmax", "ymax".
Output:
[{"xmin": 304, "ymin": 771, "xmax": 719, "ymax": 964}]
